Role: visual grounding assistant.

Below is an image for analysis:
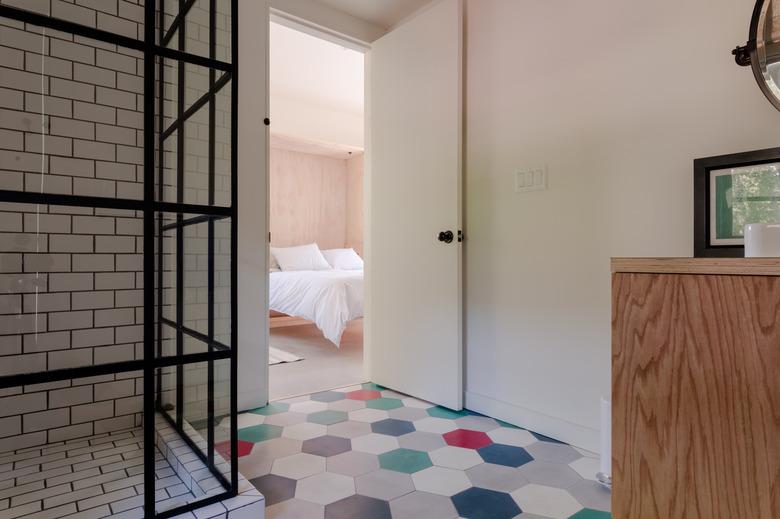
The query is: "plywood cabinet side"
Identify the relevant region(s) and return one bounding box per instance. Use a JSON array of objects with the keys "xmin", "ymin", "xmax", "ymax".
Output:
[{"xmin": 612, "ymin": 272, "xmax": 780, "ymax": 519}]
